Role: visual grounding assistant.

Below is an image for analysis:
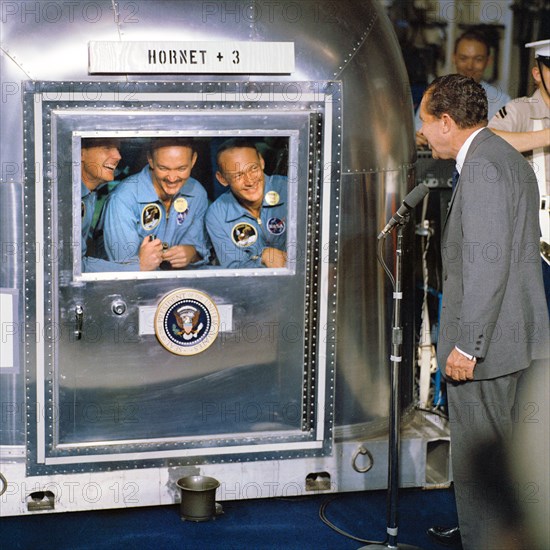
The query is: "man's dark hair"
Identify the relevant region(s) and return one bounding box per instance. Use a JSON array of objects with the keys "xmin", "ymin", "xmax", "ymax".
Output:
[
  {"xmin": 454, "ymin": 28, "xmax": 491, "ymax": 57},
  {"xmin": 148, "ymin": 137, "xmax": 195, "ymax": 156},
  {"xmin": 424, "ymin": 74, "xmax": 488, "ymax": 129},
  {"xmin": 216, "ymin": 138, "xmax": 259, "ymax": 168}
]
